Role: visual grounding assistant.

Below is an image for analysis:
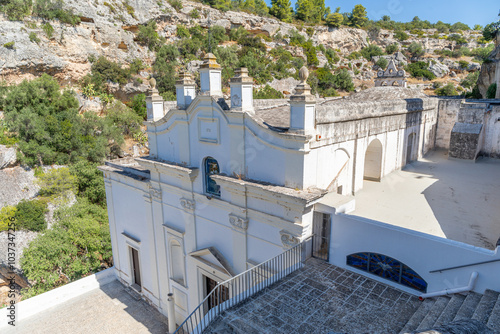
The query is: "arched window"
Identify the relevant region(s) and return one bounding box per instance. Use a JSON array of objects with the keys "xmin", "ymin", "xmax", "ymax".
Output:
[
  {"xmin": 347, "ymin": 252, "xmax": 427, "ymax": 292},
  {"xmin": 204, "ymin": 157, "xmax": 220, "ymax": 196}
]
